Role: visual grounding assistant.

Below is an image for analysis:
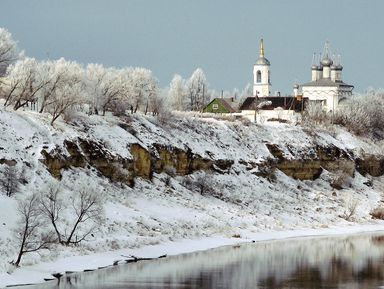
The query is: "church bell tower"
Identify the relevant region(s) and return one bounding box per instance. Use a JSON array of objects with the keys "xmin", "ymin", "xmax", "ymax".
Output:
[{"xmin": 253, "ymin": 38, "xmax": 271, "ymax": 97}]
